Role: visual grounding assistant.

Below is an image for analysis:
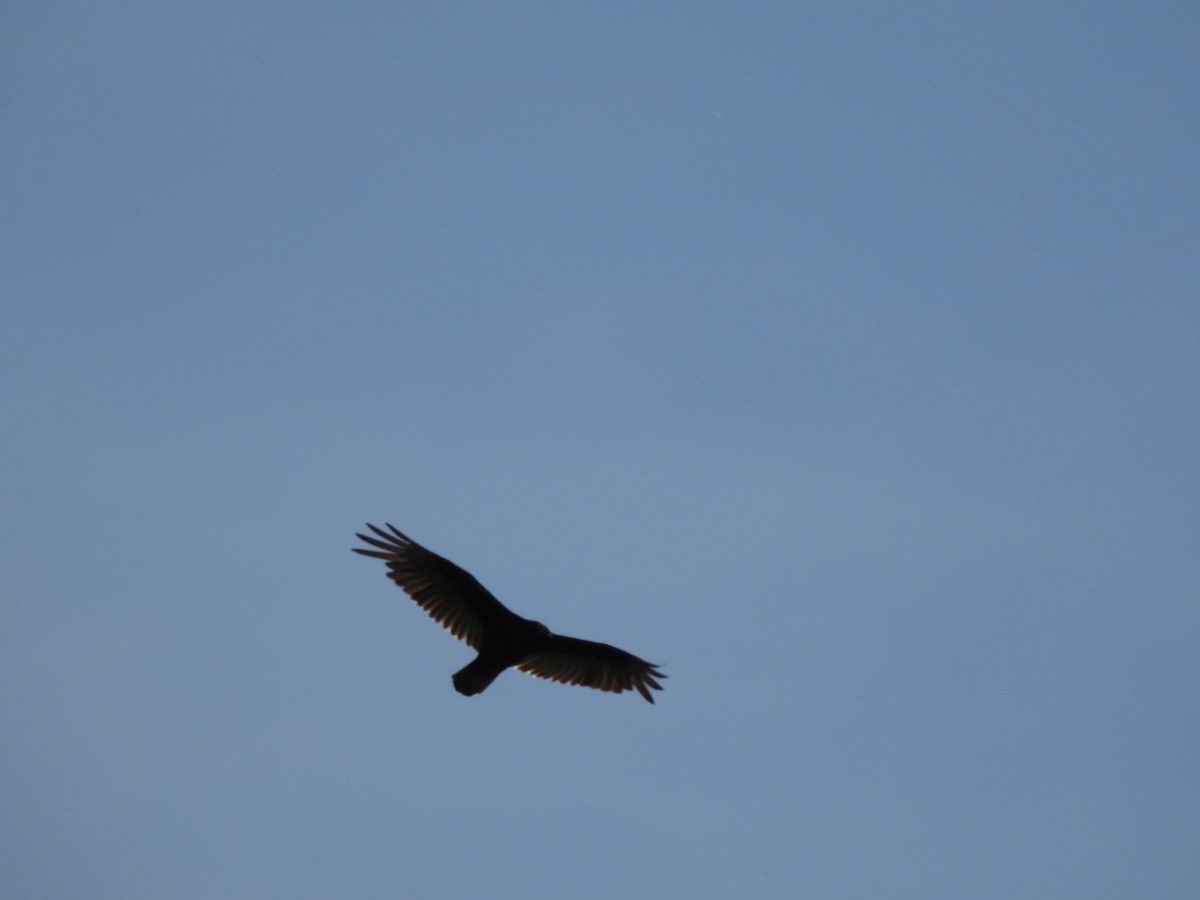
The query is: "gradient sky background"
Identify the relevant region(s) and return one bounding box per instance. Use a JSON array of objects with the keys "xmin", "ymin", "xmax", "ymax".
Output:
[{"xmin": 3, "ymin": 3, "xmax": 1198, "ymax": 897}]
